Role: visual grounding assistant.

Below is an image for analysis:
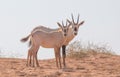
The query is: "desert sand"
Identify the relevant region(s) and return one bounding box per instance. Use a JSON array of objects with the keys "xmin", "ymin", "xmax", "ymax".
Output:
[{"xmin": 0, "ymin": 54, "xmax": 120, "ymax": 77}]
